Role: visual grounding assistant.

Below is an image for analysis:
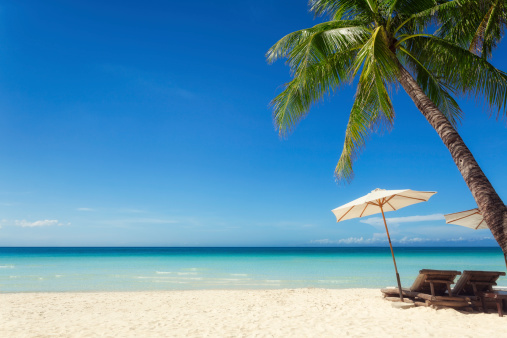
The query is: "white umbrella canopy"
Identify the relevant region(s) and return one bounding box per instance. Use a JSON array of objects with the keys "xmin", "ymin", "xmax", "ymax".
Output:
[
  {"xmin": 444, "ymin": 208, "xmax": 507, "ymax": 269},
  {"xmin": 444, "ymin": 208, "xmax": 488, "ymax": 230},
  {"xmin": 332, "ymin": 188, "xmax": 437, "ymax": 301},
  {"xmin": 332, "ymin": 188, "xmax": 437, "ymax": 222}
]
